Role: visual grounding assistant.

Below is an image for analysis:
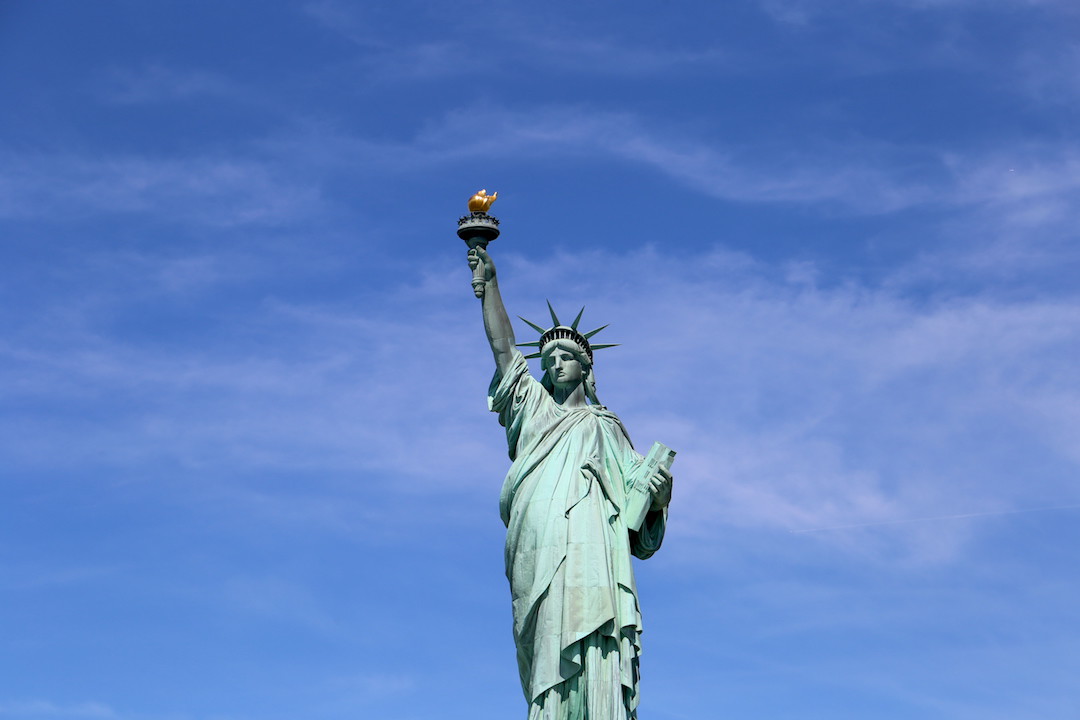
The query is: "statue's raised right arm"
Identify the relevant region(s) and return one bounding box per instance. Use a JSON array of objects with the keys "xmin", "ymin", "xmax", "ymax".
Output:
[{"xmin": 468, "ymin": 246, "xmax": 516, "ymax": 377}]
